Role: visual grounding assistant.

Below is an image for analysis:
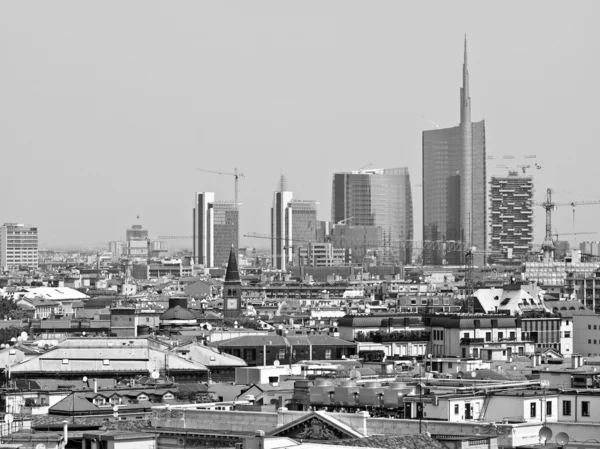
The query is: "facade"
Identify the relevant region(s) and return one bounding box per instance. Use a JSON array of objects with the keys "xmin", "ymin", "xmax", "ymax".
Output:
[
  {"xmin": 331, "ymin": 168, "xmax": 413, "ymax": 265},
  {"xmin": 271, "ymin": 192, "xmax": 319, "ymax": 270},
  {"xmin": 0, "ymin": 223, "xmax": 39, "ymax": 270},
  {"xmin": 330, "ymin": 225, "xmax": 382, "ymax": 266},
  {"xmin": 193, "ymin": 192, "xmax": 239, "ymax": 268},
  {"xmin": 423, "ymin": 39, "xmax": 486, "ymax": 266},
  {"xmin": 489, "ymin": 173, "xmax": 534, "ymax": 262}
]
